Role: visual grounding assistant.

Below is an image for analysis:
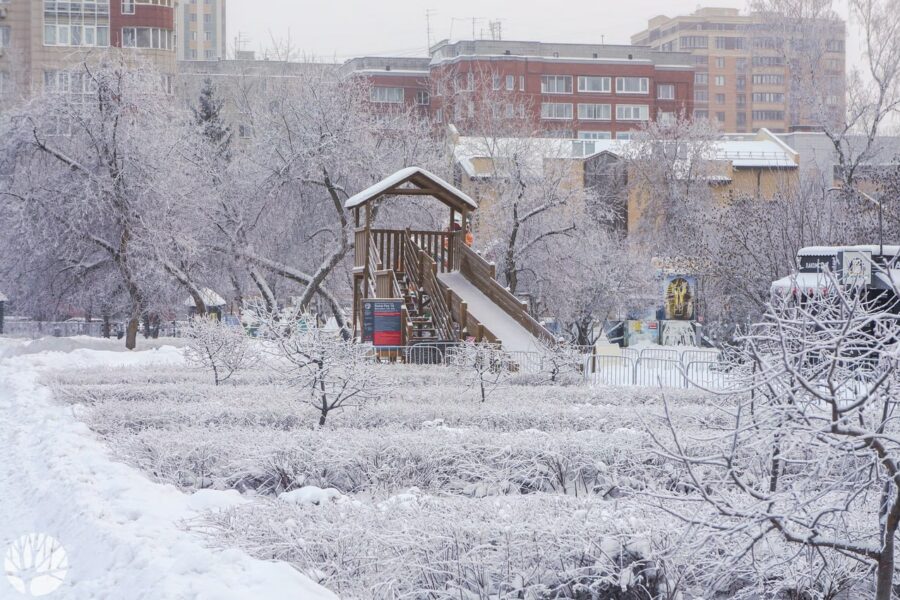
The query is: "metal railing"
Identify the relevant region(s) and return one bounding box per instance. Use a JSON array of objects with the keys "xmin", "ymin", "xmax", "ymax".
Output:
[{"xmin": 584, "ymin": 349, "xmax": 732, "ymax": 391}]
